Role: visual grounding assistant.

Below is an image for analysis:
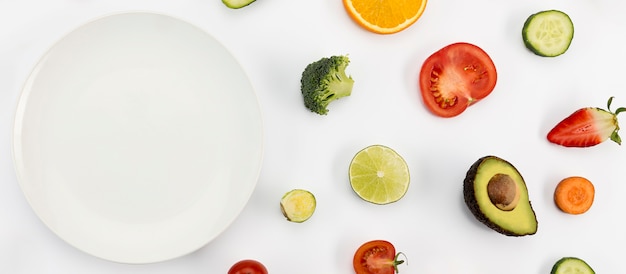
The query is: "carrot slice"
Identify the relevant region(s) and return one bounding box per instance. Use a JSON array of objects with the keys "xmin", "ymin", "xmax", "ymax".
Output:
[{"xmin": 554, "ymin": 176, "xmax": 595, "ymax": 214}]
